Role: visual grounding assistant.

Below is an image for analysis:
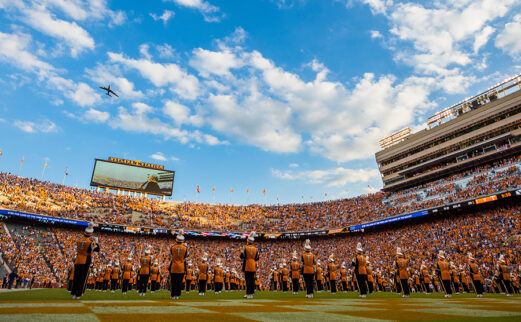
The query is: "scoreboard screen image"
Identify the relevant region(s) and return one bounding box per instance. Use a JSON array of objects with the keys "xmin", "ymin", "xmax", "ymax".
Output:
[{"xmin": 90, "ymin": 159, "xmax": 175, "ymax": 196}]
